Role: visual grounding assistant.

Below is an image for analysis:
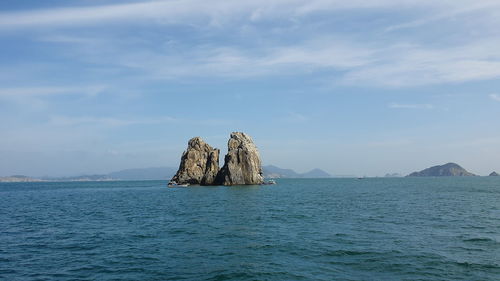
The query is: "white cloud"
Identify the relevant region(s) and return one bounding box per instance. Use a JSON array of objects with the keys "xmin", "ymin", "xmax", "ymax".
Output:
[
  {"xmin": 0, "ymin": 86, "xmax": 105, "ymax": 98},
  {"xmin": 343, "ymin": 39, "xmax": 500, "ymax": 86},
  {"xmin": 0, "ymin": 0, "xmax": 493, "ymax": 29},
  {"xmin": 282, "ymin": 112, "xmax": 309, "ymax": 123},
  {"xmin": 389, "ymin": 103, "xmax": 434, "ymax": 109},
  {"xmin": 385, "ymin": 0, "xmax": 500, "ymax": 32},
  {"xmin": 2, "ymin": 0, "xmax": 500, "ymax": 87},
  {"xmin": 490, "ymin": 94, "xmax": 500, "ymax": 102},
  {"xmin": 0, "ymin": 86, "xmax": 107, "ymax": 110},
  {"xmin": 48, "ymin": 115, "xmax": 177, "ymax": 128}
]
